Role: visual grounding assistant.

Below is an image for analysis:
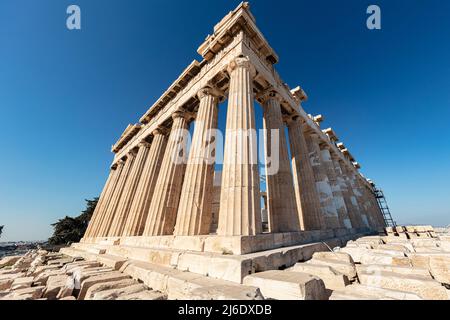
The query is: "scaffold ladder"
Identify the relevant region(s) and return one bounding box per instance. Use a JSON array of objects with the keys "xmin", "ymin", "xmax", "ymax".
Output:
[{"xmin": 374, "ymin": 187, "xmax": 396, "ymax": 227}]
